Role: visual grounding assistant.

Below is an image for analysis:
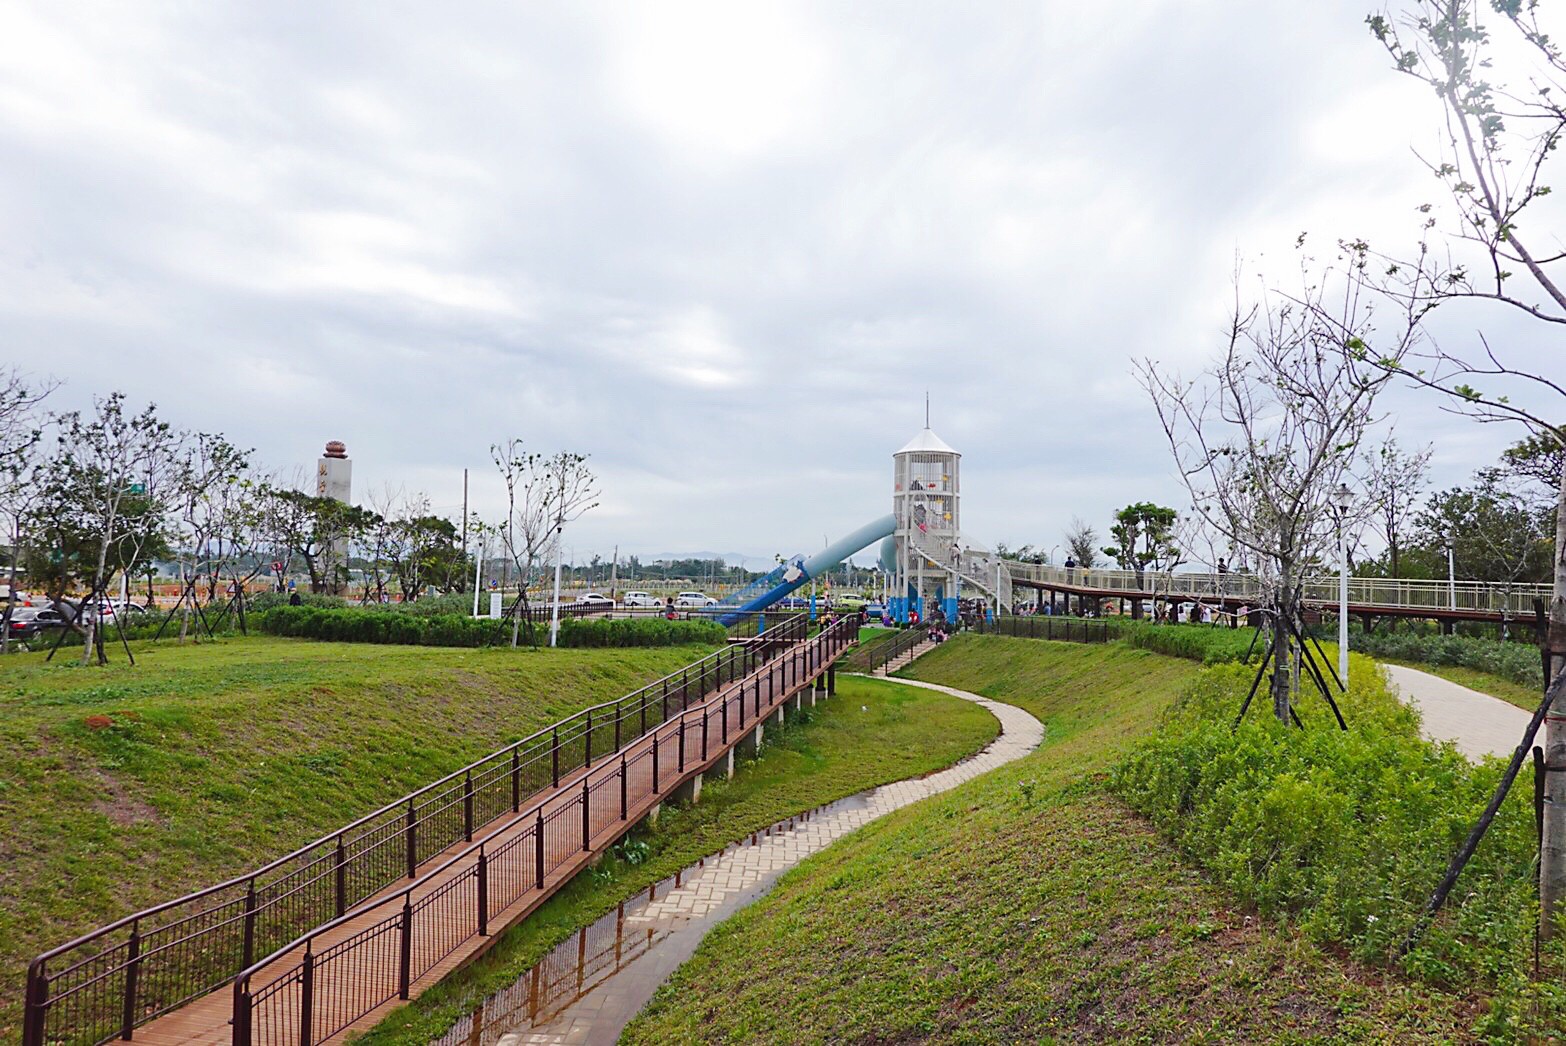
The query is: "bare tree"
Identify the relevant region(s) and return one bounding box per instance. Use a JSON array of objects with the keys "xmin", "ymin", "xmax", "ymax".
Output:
[
  {"xmin": 1064, "ymin": 517, "xmax": 1099, "ymax": 568},
  {"xmin": 0, "ymin": 369, "xmax": 57, "ymax": 653},
  {"xmin": 1360, "ymin": 436, "xmax": 1433, "ymax": 580},
  {"xmin": 491, "ymin": 441, "xmax": 599, "ymax": 647},
  {"xmin": 1139, "ymin": 260, "xmax": 1417, "ymax": 723},
  {"xmin": 170, "ymin": 433, "xmax": 253, "ymax": 641}
]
